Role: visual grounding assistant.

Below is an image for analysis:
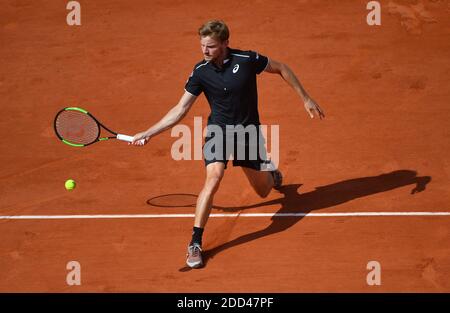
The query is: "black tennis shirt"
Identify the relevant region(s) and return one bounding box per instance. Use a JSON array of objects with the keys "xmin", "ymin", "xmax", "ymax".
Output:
[{"xmin": 185, "ymin": 48, "xmax": 269, "ymax": 127}]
